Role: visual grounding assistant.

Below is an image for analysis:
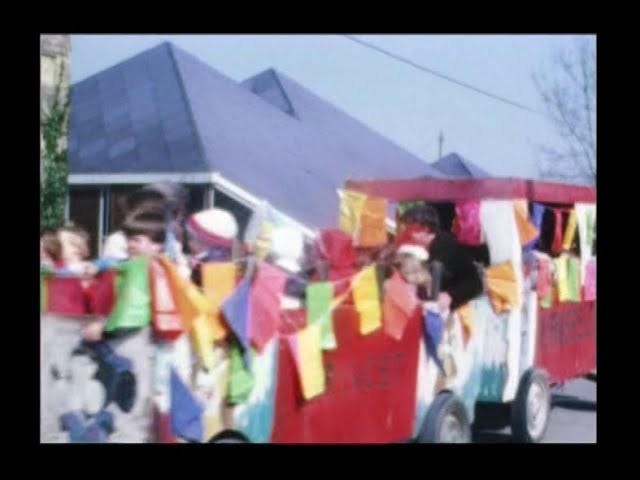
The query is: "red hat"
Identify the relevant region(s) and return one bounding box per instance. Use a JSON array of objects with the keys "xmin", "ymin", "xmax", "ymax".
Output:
[{"xmin": 395, "ymin": 225, "xmax": 432, "ymax": 248}]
